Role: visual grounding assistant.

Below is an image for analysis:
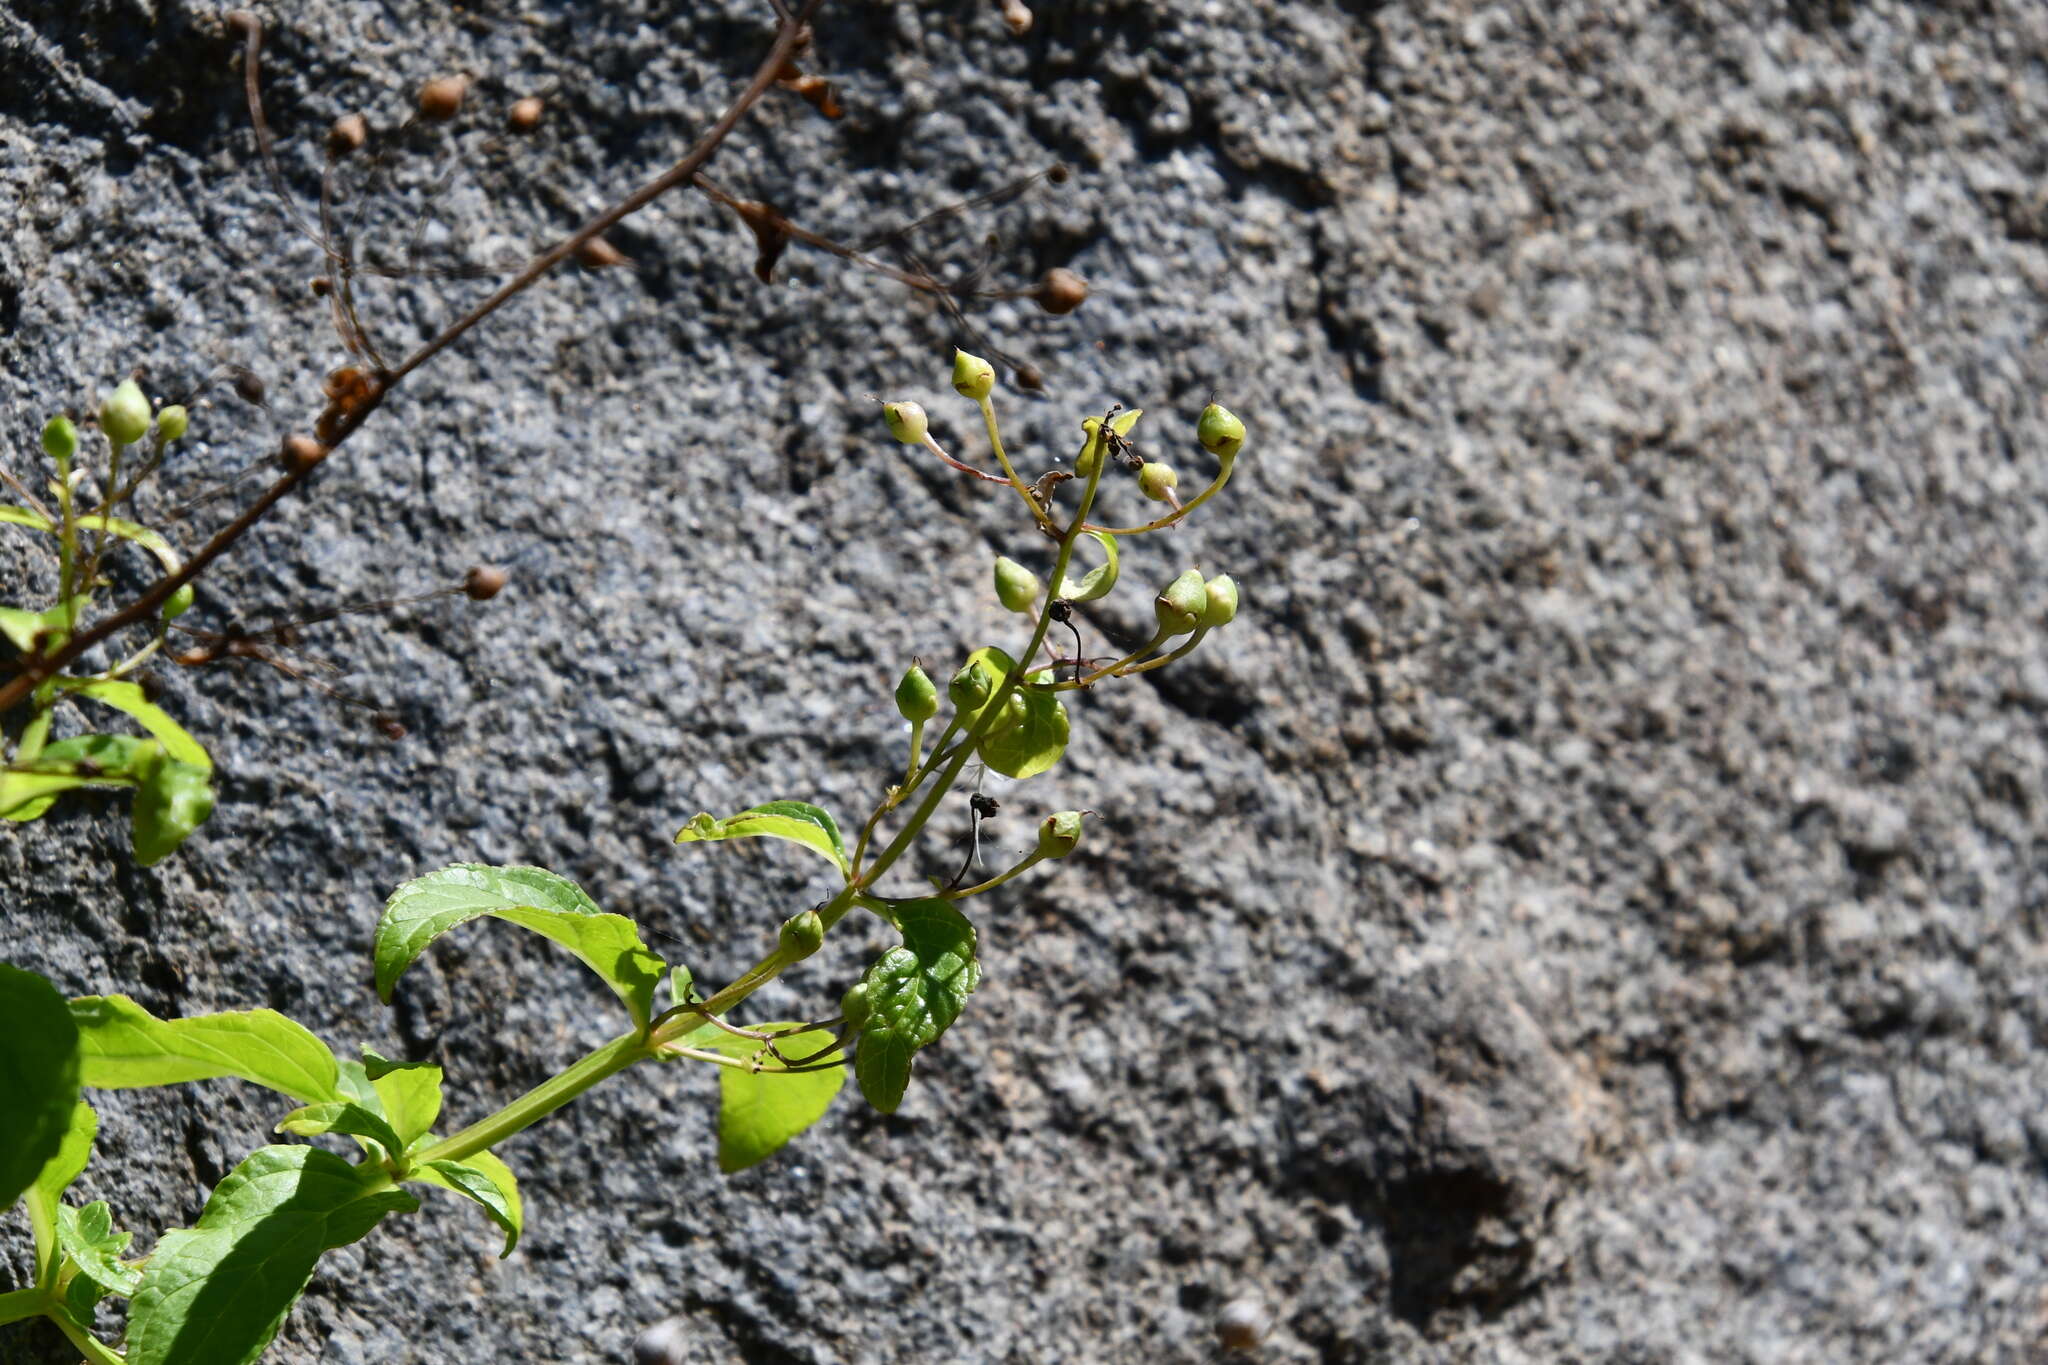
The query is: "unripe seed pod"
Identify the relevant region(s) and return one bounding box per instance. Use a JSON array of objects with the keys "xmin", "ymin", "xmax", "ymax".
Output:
[
  {"xmin": 1198, "ymin": 574, "xmax": 1239, "ymax": 627},
  {"xmin": 895, "ymin": 662, "xmax": 938, "ymax": 723},
  {"xmin": 840, "ymin": 981, "xmax": 872, "ymax": 1032},
  {"xmin": 778, "ymin": 909, "xmax": 825, "ymax": 960},
  {"xmin": 464, "ymin": 565, "xmax": 508, "ymax": 601},
  {"xmin": 507, "ymin": 96, "xmax": 544, "ymax": 133},
  {"xmin": 281, "ymin": 433, "xmax": 327, "ymax": 475},
  {"xmin": 41, "ymin": 415, "xmax": 78, "ymax": 464},
  {"xmin": 883, "ymin": 401, "xmax": 929, "ymax": 445},
  {"xmin": 1038, "ymin": 810, "xmax": 1084, "ymax": 859},
  {"xmin": 327, "ymin": 113, "xmax": 368, "ymax": 157},
  {"xmin": 1197, "ymin": 402, "xmax": 1245, "ymax": 461},
  {"xmin": 1034, "ymin": 267, "xmax": 1087, "ymax": 315},
  {"xmin": 993, "ymin": 556, "xmax": 1041, "ymax": 613},
  {"xmin": 100, "ymin": 379, "xmax": 152, "ymax": 447},
  {"xmin": 1137, "ymin": 461, "xmax": 1178, "ymax": 502},
  {"xmin": 1001, "ymin": 0, "xmax": 1033, "ymax": 35},
  {"xmin": 164, "ymin": 583, "xmax": 196, "ymax": 621},
  {"xmin": 949, "ymin": 658, "xmax": 995, "ymax": 713},
  {"xmin": 417, "ymin": 74, "xmax": 468, "ymax": 122},
  {"xmin": 155, "ymin": 405, "xmax": 189, "ymax": 443},
  {"xmin": 952, "ymin": 348, "xmax": 996, "ymax": 401},
  {"xmin": 1216, "ymin": 1297, "xmax": 1271, "ymax": 1352},
  {"xmin": 576, "ymin": 235, "xmax": 629, "ymax": 268},
  {"xmin": 1155, "ymin": 568, "xmax": 1209, "ymax": 636}
]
